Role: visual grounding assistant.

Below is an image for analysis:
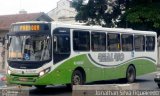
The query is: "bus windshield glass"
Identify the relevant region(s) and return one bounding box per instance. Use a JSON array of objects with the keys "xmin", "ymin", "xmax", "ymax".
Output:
[{"xmin": 8, "ymin": 35, "xmax": 51, "ymax": 61}]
